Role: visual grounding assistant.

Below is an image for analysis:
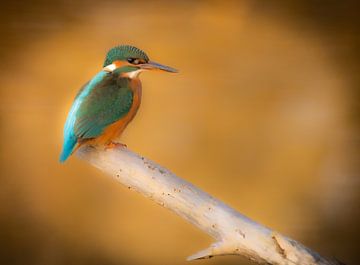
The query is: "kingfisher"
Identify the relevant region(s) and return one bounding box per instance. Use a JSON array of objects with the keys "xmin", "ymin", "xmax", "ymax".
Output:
[{"xmin": 59, "ymin": 45, "xmax": 177, "ymax": 162}]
